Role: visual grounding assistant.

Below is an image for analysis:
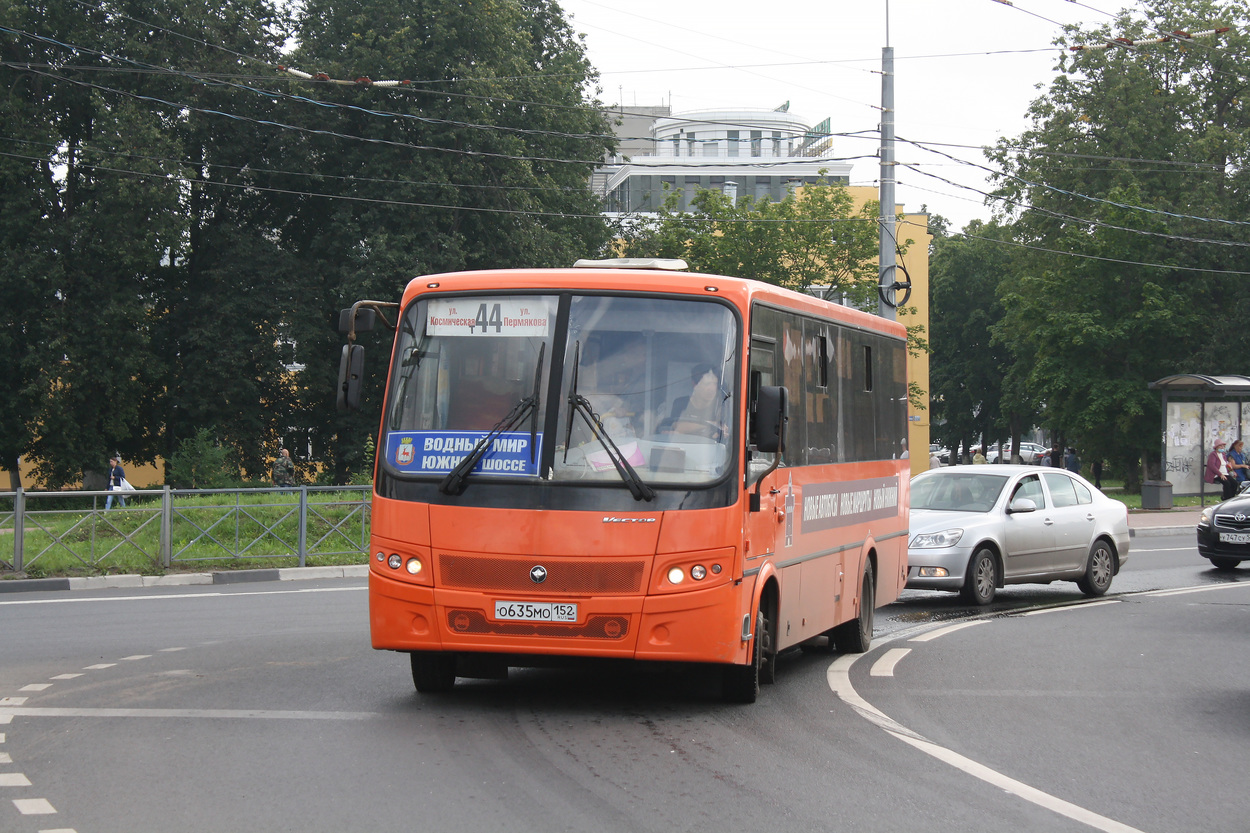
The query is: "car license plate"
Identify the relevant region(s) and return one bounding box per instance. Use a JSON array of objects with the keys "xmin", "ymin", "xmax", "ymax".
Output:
[
  {"xmin": 1219, "ymin": 532, "xmax": 1250, "ymax": 544},
  {"xmin": 494, "ymin": 601, "xmax": 578, "ymax": 622}
]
